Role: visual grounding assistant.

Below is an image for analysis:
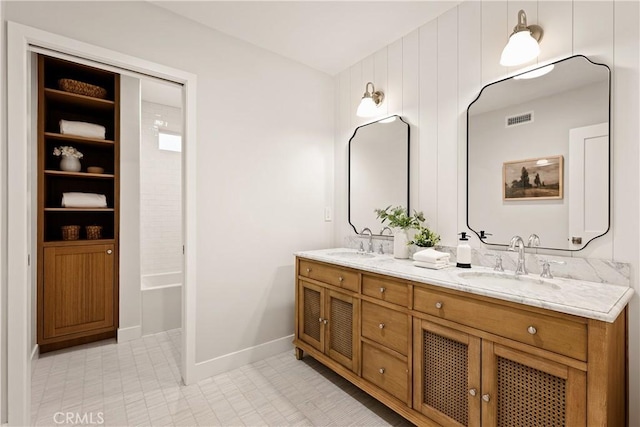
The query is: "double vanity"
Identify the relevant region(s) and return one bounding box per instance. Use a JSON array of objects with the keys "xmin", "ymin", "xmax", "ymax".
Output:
[{"xmin": 293, "ymin": 248, "xmax": 632, "ymax": 426}]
